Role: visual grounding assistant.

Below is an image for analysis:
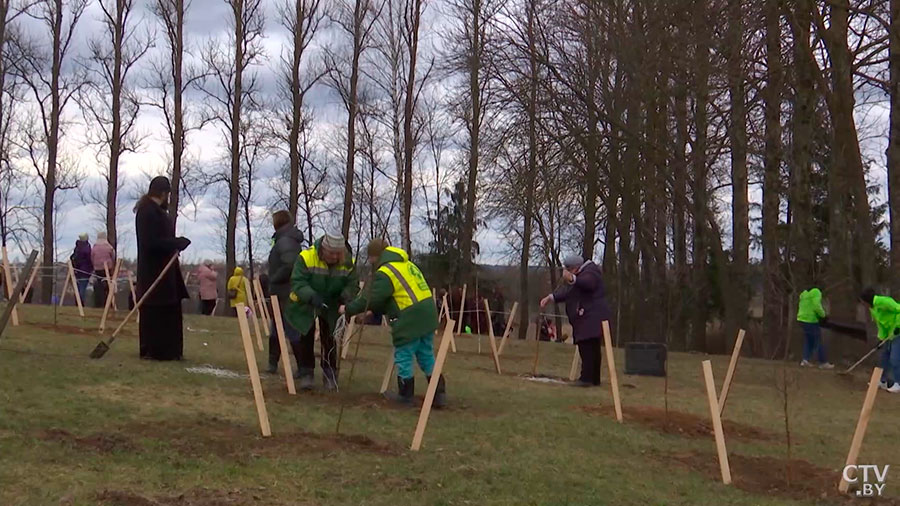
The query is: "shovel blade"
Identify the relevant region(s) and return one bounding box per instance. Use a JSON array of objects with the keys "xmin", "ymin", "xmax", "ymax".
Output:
[{"xmin": 89, "ymin": 341, "xmax": 110, "ymax": 359}]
